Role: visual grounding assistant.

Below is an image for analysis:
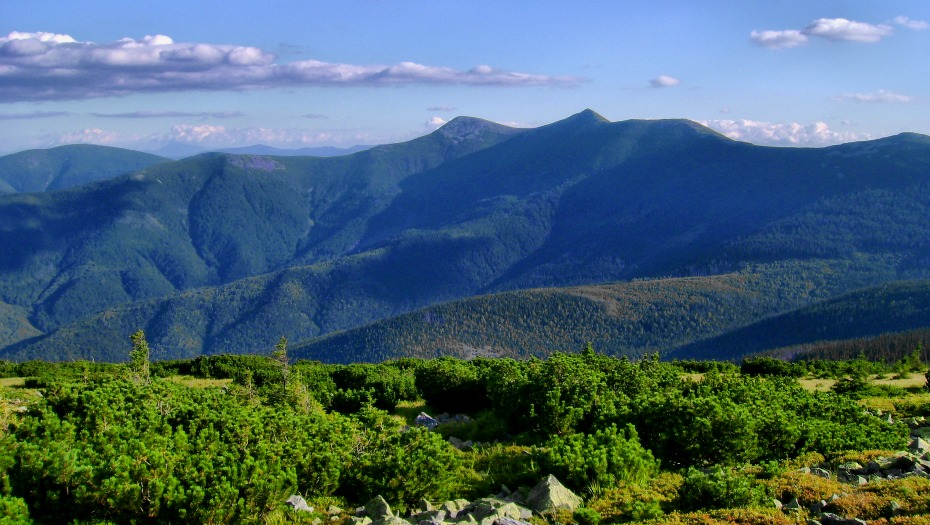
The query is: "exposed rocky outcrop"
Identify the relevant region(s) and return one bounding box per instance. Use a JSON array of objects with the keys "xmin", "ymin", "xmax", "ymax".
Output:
[{"xmin": 351, "ymin": 476, "xmax": 580, "ymax": 525}]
